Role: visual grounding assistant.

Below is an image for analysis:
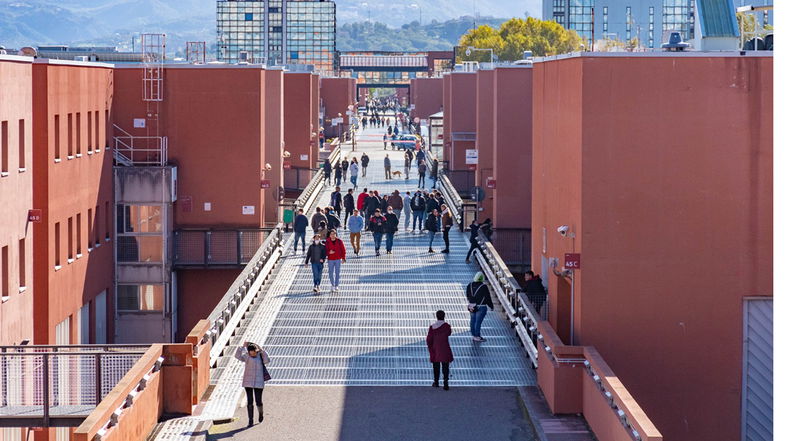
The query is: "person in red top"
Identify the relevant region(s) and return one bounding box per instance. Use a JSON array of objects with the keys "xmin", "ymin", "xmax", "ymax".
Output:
[
  {"xmin": 325, "ymin": 230, "xmax": 347, "ymax": 293},
  {"xmin": 357, "ymin": 188, "xmax": 369, "ymax": 214},
  {"xmin": 426, "ymin": 310, "xmax": 454, "ymax": 390}
]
